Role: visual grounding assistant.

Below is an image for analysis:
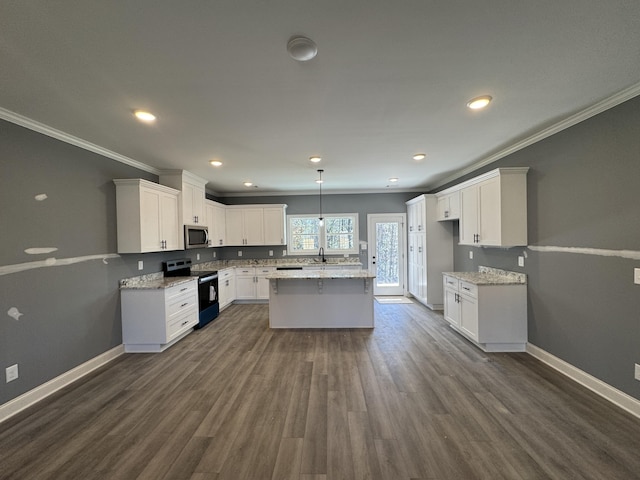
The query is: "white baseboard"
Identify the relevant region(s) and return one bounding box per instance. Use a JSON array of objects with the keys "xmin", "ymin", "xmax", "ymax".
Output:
[
  {"xmin": 526, "ymin": 343, "xmax": 640, "ymax": 419},
  {"xmin": 0, "ymin": 345, "xmax": 125, "ymax": 424}
]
